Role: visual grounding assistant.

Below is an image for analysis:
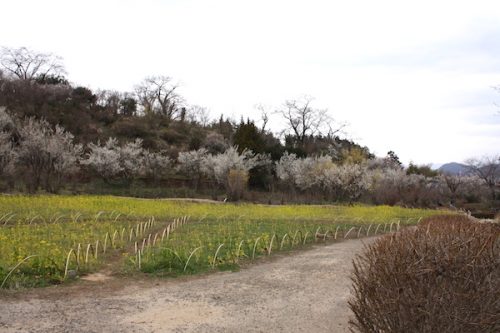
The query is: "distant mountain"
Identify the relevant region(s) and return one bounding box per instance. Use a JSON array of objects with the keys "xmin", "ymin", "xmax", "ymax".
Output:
[{"xmin": 438, "ymin": 162, "xmax": 469, "ymax": 175}]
